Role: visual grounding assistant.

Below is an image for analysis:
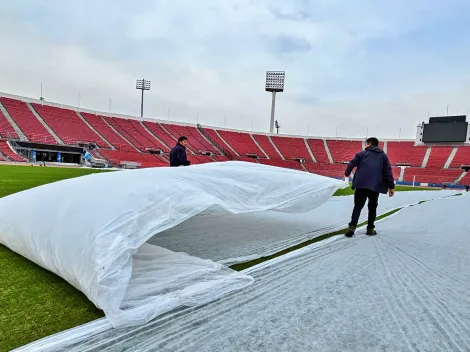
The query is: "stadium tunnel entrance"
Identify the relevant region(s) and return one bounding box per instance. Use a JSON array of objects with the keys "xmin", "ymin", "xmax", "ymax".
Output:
[{"xmin": 11, "ymin": 141, "xmax": 83, "ymax": 164}]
